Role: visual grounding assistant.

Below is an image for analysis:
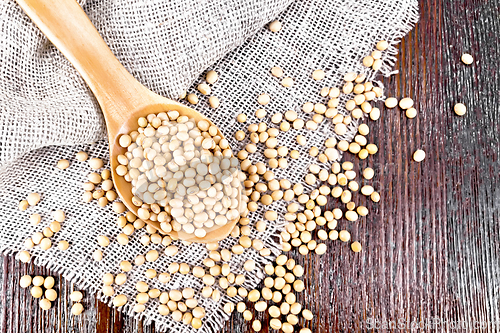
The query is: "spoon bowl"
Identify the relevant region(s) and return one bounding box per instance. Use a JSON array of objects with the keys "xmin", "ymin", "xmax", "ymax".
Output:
[
  {"xmin": 17, "ymin": 0, "xmax": 242, "ymax": 242},
  {"xmin": 109, "ymin": 99, "xmax": 242, "ymax": 243}
]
